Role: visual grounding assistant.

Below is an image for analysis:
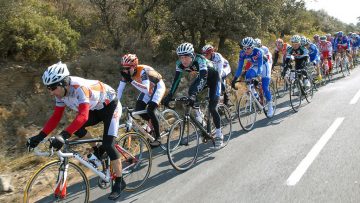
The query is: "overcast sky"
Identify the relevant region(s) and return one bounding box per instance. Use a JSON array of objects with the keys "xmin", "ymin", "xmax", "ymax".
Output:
[{"xmin": 305, "ymin": 0, "xmax": 359, "ymax": 24}]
